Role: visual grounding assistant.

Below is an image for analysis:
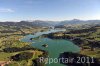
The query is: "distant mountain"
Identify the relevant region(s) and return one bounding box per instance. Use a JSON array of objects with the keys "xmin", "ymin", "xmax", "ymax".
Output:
[
  {"xmin": 58, "ymin": 19, "xmax": 100, "ymax": 25},
  {"xmin": 55, "ymin": 19, "xmax": 100, "ymax": 29},
  {"xmin": 31, "ymin": 20, "xmax": 57, "ymax": 26},
  {"xmin": 0, "ymin": 20, "xmax": 58, "ymax": 27},
  {"xmin": 0, "ymin": 19, "xmax": 100, "ymax": 28}
]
